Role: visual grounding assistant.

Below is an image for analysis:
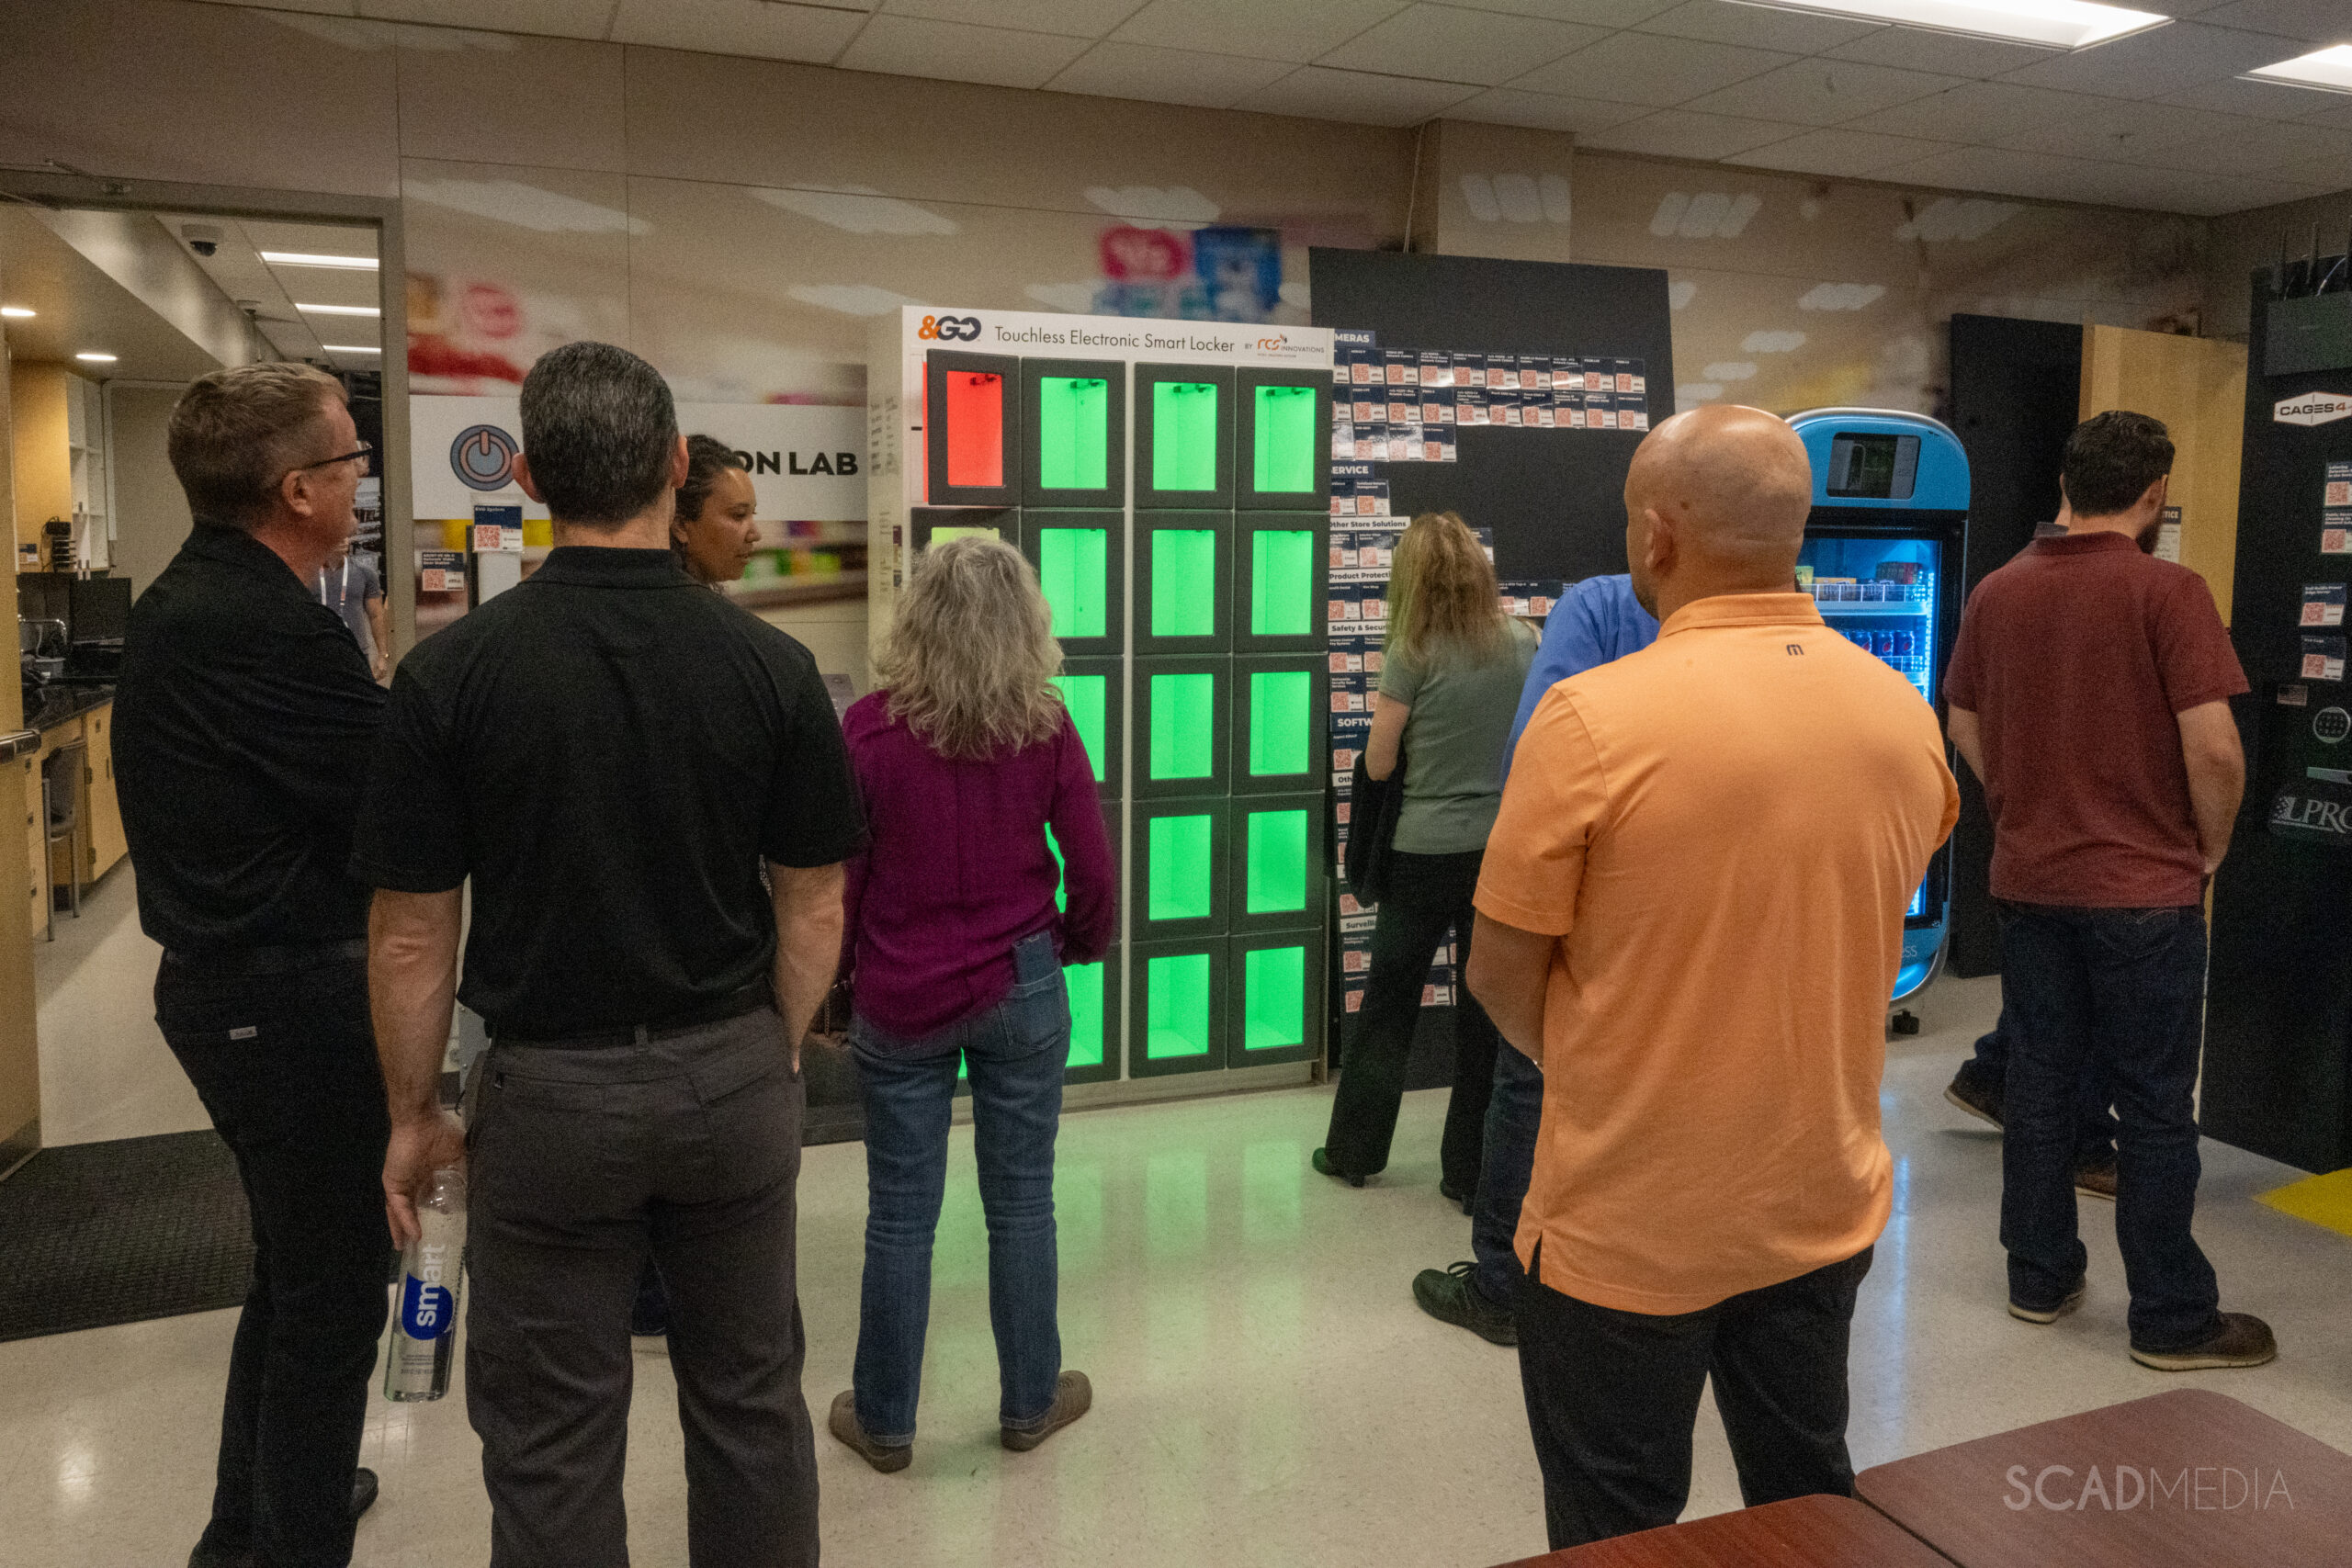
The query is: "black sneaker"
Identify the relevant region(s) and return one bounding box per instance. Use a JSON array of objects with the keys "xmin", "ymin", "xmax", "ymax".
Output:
[
  {"xmin": 1944, "ymin": 1070, "xmax": 2003, "ymax": 1129},
  {"xmin": 1412, "ymin": 1261, "xmax": 1517, "ymax": 1346},
  {"xmin": 1438, "ymin": 1179, "xmax": 1476, "ymax": 1215},
  {"xmin": 1312, "ymin": 1147, "xmax": 1365, "ymax": 1188},
  {"xmin": 2009, "ymin": 1276, "xmax": 2086, "ymax": 1325},
  {"xmin": 2132, "ymin": 1313, "xmax": 2278, "ymax": 1371},
  {"xmin": 350, "ymin": 1467, "xmax": 379, "ymax": 1520}
]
